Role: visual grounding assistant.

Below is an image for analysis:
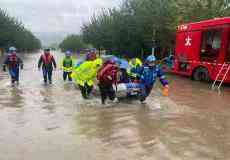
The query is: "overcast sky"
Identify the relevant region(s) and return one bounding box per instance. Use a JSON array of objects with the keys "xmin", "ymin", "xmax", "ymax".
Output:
[{"xmin": 0, "ymin": 0, "xmax": 121, "ymax": 44}]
